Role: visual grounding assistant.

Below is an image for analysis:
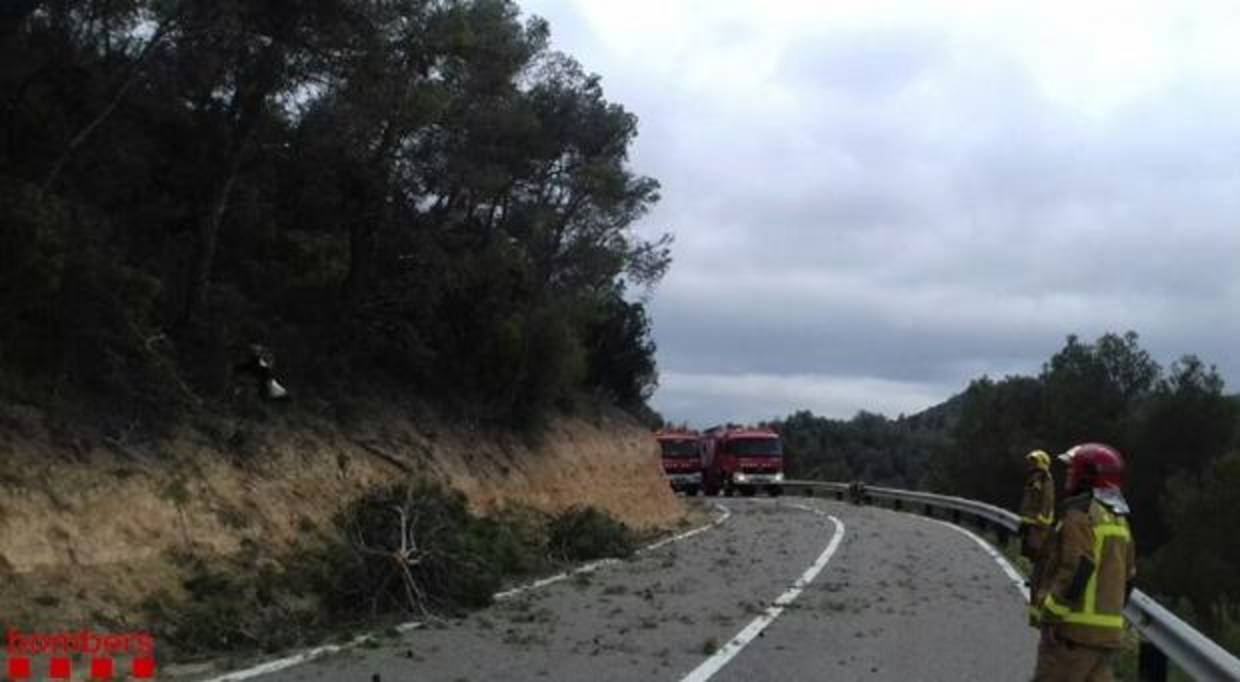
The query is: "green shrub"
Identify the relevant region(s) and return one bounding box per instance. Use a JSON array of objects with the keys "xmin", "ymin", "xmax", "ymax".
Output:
[
  {"xmin": 547, "ymin": 506, "xmax": 636, "ymax": 562},
  {"xmin": 143, "ymin": 558, "xmax": 324, "ymax": 659},
  {"xmin": 140, "ymin": 484, "xmax": 639, "ymax": 660},
  {"xmin": 319, "ymin": 483, "xmax": 508, "ymax": 616},
  {"xmin": 481, "ymin": 506, "xmax": 554, "ymax": 576}
]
